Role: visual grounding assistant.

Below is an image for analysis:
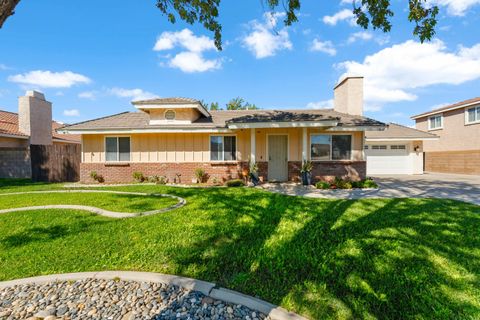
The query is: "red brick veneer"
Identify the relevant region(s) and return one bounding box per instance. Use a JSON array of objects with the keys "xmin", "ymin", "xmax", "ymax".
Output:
[
  {"xmin": 80, "ymin": 162, "xmax": 249, "ymax": 184},
  {"xmin": 288, "ymin": 161, "xmax": 366, "ymax": 182}
]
